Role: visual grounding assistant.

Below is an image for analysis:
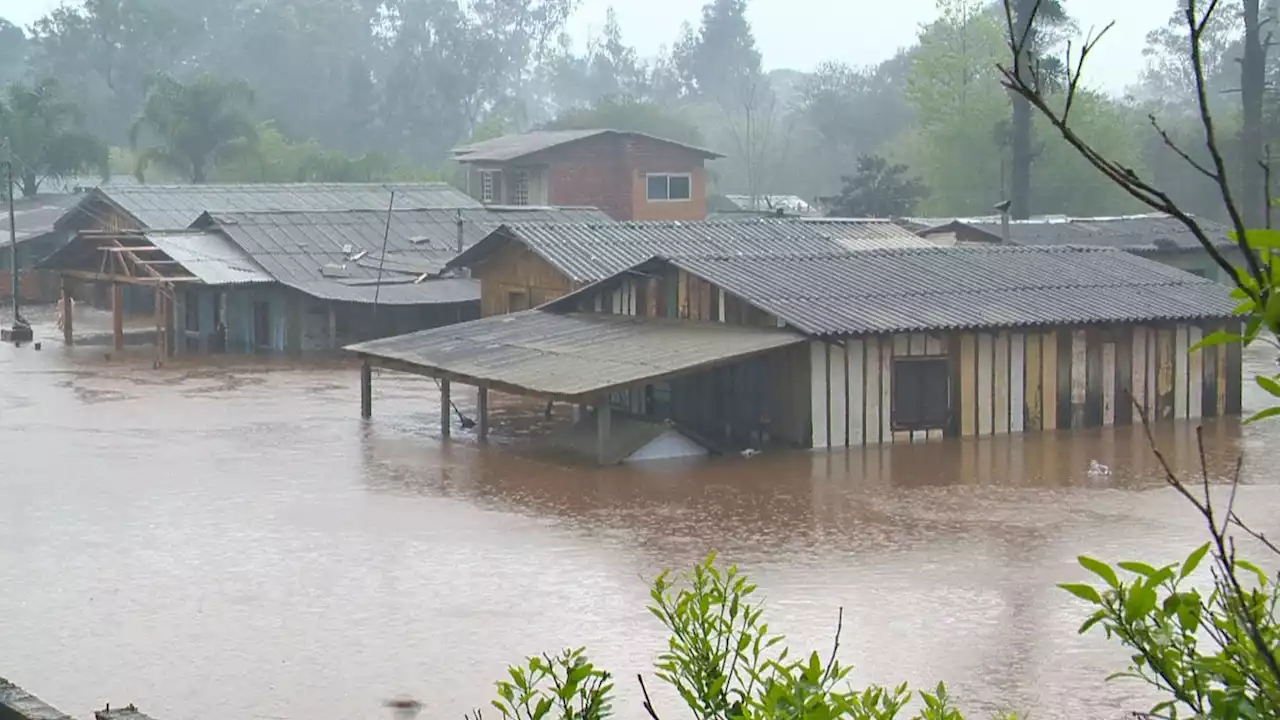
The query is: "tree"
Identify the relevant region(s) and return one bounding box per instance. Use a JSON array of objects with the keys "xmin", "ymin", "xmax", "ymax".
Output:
[
  {"xmin": 1240, "ymin": 0, "xmax": 1269, "ymax": 226},
  {"xmin": 824, "ymin": 154, "xmax": 928, "ymax": 217},
  {"xmin": 673, "ymin": 0, "xmax": 762, "ymax": 100},
  {"xmin": 0, "ymin": 78, "xmax": 108, "ymax": 197},
  {"xmin": 0, "ymin": 19, "xmax": 27, "ymax": 88},
  {"xmin": 130, "ymin": 72, "xmax": 258, "ymax": 183},
  {"xmin": 1008, "ymin": 0, "xmax": 1069, "ymax": 219},
  {"xmin": 544, "ymin": 96, "xmax": 706, "ymax": 147}
]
